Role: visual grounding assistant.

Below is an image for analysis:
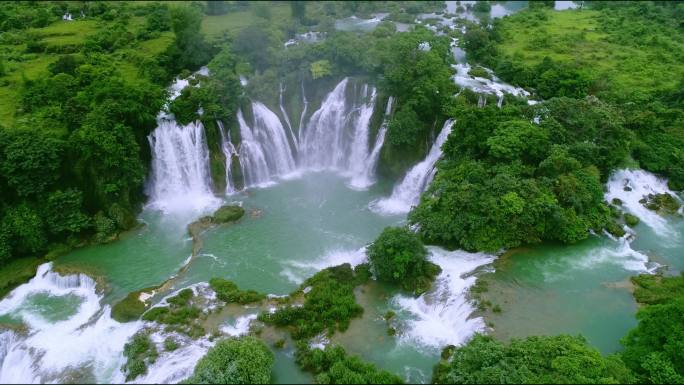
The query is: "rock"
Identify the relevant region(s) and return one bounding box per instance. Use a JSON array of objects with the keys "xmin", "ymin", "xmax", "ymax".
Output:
[
  {"xmin": 624, "ymin": 213, "xmax": 640, "ymax": 227},
  {"xmin": 611, "ymin": 198, "xmax": 623, "ymax": 206},
  {"xmin": 112, "ymin": 288, "xmax": 155, "ymax": 322},
  {"xmin": 212, "ymin": 205, "xmax": 245, "ymax": 223},
  {"xmin": 605, "ymin": 220, "xmax": 626, "ymax": 238},
  {"xmin": 250, "ymin": 208, "xmax": 263, "ymax": 218},
  {"xmin": 642, "ymin": 193, "xmax": 681, "ymax": 215}
]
